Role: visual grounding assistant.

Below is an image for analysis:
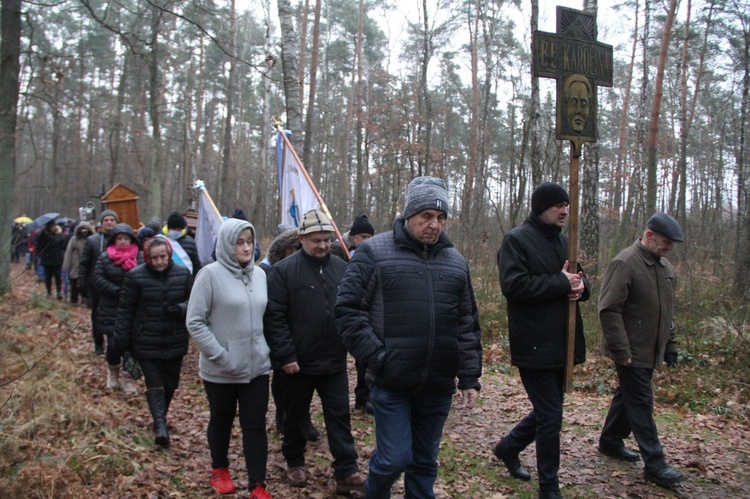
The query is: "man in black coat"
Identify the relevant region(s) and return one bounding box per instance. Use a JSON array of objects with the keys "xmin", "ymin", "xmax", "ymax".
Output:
[
  {"xmin": 264, "ymin": 209, "xmax": 364, "ymax": 494},
  {"xmin": 493, "ymin": 182, "xmax": 589, "ymax": 499},
  {"xmin": 79, "ymin": 209, "xmax": 119, "ymax": 354},
  {"xmin": 165, "ymin": 211, "xmax": 202, "ymax": 276},
  {"xmin": 336, "ymin": 176, "xmax": 482, "ymax": 498}
]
